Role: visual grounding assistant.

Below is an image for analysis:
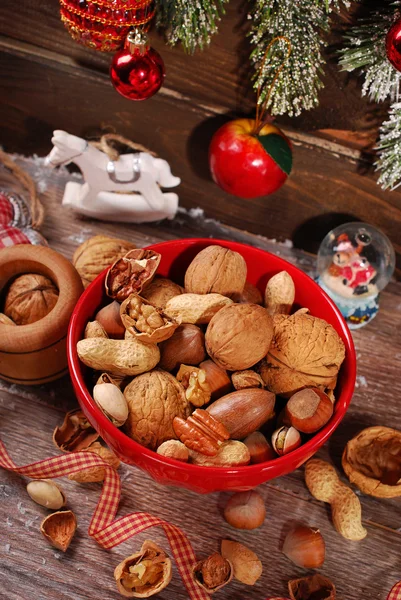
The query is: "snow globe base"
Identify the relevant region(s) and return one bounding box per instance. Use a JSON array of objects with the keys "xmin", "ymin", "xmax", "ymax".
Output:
[{"xmin": 317, "ymin": 277, "xmax": 379, "ymax": 330}]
